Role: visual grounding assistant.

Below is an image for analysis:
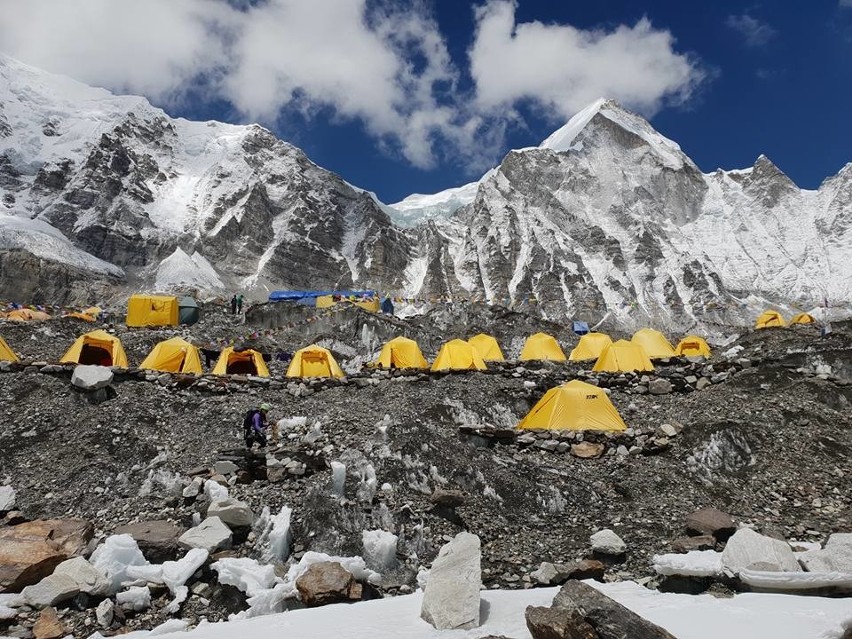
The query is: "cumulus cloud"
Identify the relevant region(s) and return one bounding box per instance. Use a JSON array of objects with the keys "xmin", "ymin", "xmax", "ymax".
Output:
[
  {"xmin": 840, "ymin": 0, "xmax": 852, "ymax": 8},
  {"xmin": 726, "ymin": 14, "xmax": 777, "ymax": 46},
  {"xmin": 468, "ymin": 1, "xmax": 704, "ymax": 121},
  {"xmin": 0, "ymin": 0, "xmax": 706, "ymax": 170}
]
